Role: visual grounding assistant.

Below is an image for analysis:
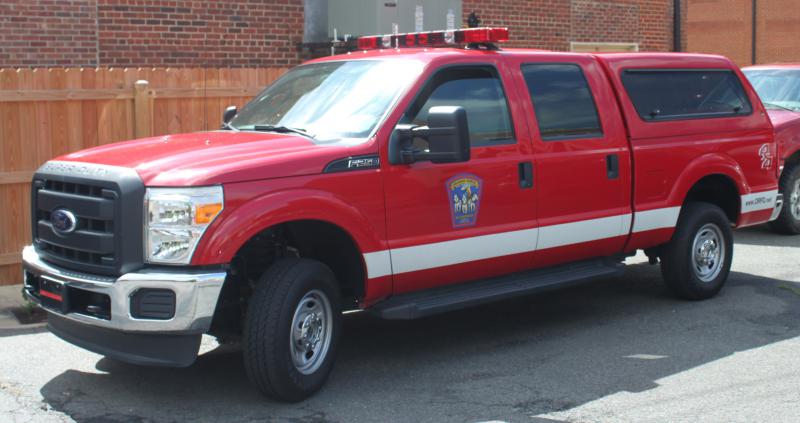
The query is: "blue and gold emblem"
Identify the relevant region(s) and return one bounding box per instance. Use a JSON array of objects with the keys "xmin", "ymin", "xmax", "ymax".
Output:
[{"xmin": 447, "ymin": 174, "xmax": 482, "ymax": 228}]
